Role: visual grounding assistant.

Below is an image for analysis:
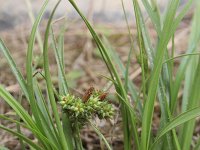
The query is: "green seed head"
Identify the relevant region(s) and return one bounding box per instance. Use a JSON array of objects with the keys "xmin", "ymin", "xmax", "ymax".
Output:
[{"xmin": 59, "ymin": 90, "xmax": 114, "ymax": 128}]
